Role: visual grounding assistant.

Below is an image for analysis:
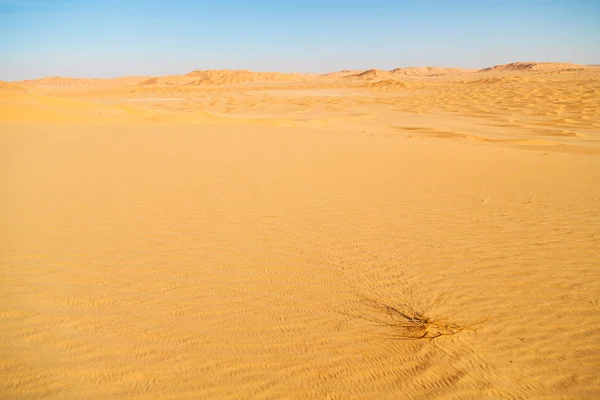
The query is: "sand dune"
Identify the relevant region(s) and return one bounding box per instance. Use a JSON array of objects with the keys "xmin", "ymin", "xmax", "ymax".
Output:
[
  {"xmin": 344, "ymin": 69, "xmax": 397, "ymax": 81},
  {"xmin": 137, "ymin": 75, "xmax": 198, "ymax": 86},
  {"xmin": 15, "ymin": 62, "xmax": 591, "ymax": 91},
  {"xmin": 136, "ymin": 70, "xmax": 311, "ymax": 87},
  {"xmin": 321, "ymin": 66, "xmax": 474, "ymax": 81},
  {"xmin": 0, "ymin": 80, "xmax": 28, "ymax": 93},
  {"xmin": 2, "ymin": 62, "xmax": 600, "ymax": 399},
  {"xmin": 185, "ymin": 69, "xmax": 309, "ymax": 84},
  {"xmin": 480, "ymin": 61, "xmax": 589, "ymax": 73},
  {"xmin": 391, "ymin": 66, "xmax": 475, "ymax": 76},
  {"xmin": 19, "ymin": 76, "xmax": 150, "ymax": 88},
  {"xmin": 318, "ymin": 69, "xmax": 365, "ymax": 79}
]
